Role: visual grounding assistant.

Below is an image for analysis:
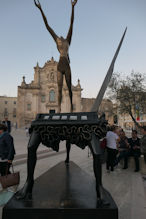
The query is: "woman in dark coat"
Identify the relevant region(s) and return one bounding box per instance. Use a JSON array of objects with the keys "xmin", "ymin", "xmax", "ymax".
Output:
[{"xmin": 0, "ymin": 124, "xmax": 15, "ymax": 176}]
